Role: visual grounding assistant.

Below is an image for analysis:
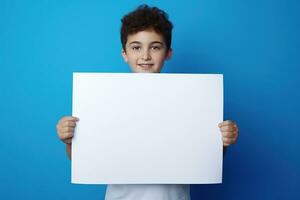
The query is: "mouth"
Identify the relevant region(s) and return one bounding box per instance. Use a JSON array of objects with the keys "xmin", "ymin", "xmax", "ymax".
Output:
[{"xmin": 137, "ymin": 63, "xmax": 154, "ymax": 69}]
